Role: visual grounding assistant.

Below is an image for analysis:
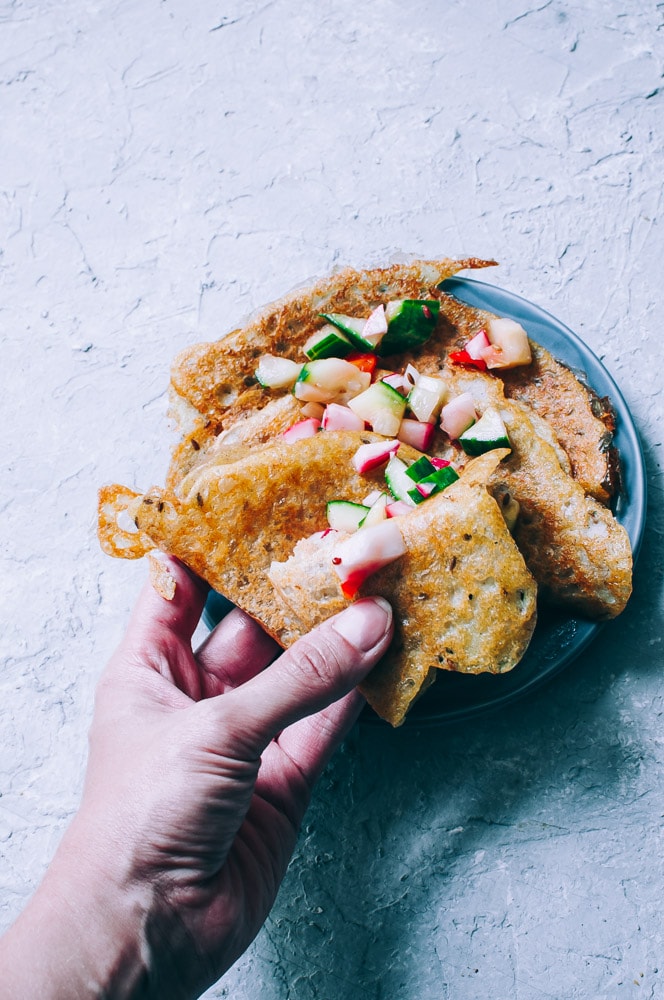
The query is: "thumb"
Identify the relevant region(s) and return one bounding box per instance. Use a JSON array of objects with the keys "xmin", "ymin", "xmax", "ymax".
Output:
[{"xmin": 209, "ymin": 598, "xmax": 393, "ymax": 754}]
